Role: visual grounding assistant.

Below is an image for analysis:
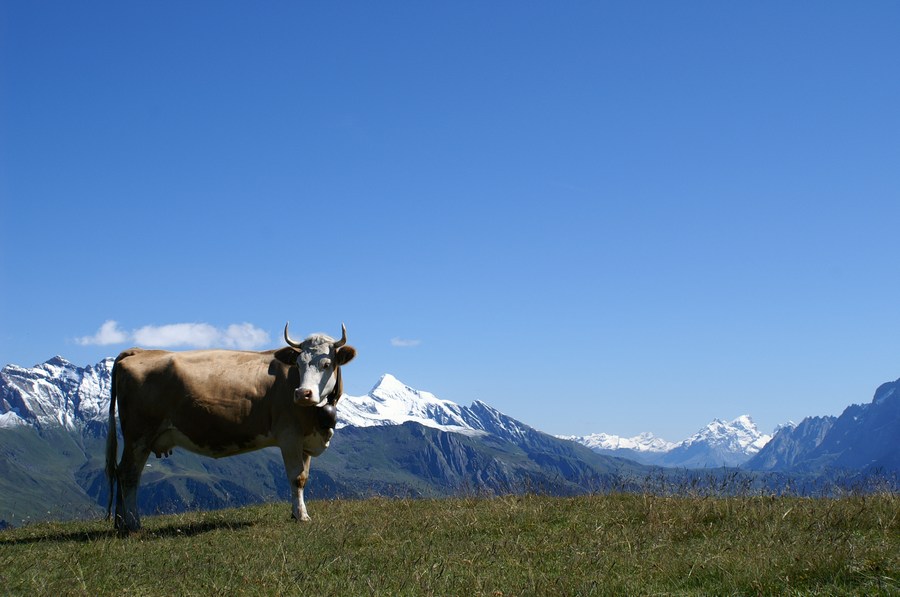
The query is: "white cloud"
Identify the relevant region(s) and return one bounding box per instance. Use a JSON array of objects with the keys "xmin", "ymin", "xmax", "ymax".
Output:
[
  {"xmin": 77, "ymin": 321, "xmax": 271, "ymax": 350},
  {"xmin": 133, "ymin": 323, "xmax": 222, "ymax": 348},
  {"xmin": 391, "ymin": 337, "xmax": 422, "ymax": 348},
  {"xmin": 76, "ymin": 320, "xmax": 129, "ymax": 346},
  {"xmin": 222, "ymin": 323, "xmax": 271, "ymax": 349}
]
